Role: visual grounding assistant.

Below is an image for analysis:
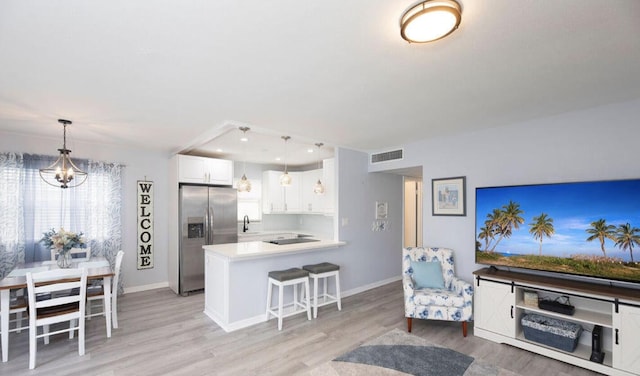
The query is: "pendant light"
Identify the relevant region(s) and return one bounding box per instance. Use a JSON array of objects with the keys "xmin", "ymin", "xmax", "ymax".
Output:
[
  {"xmin": 313, "ymin": 143, "xmax": 325, "ymax": 195},
  {"xmin": 279, "ymin": 136, "xmax": 292, "ymax": 186},
  {"xmin": 237, "ymin": 126, "xmax": 252, "ymax": 192},
  {"xmin": 39, "ymin": 119, "xmax": 88, "ymax": 189}
]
